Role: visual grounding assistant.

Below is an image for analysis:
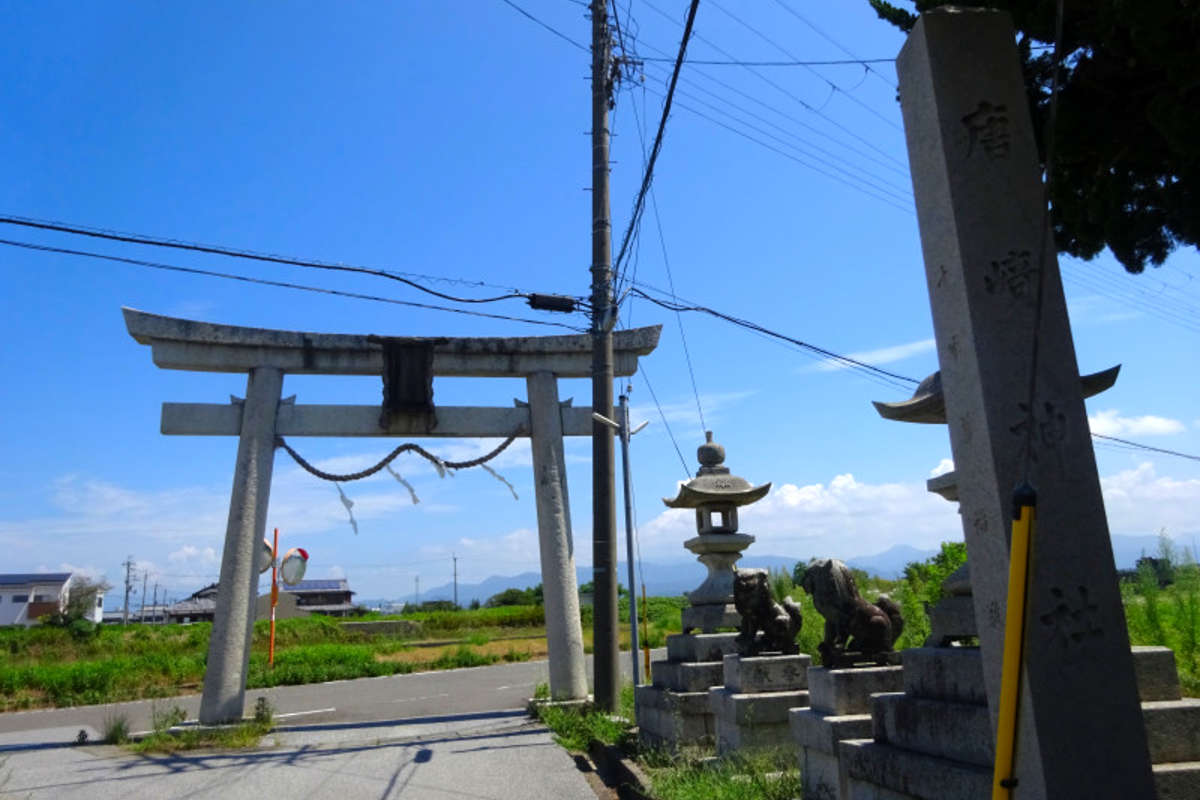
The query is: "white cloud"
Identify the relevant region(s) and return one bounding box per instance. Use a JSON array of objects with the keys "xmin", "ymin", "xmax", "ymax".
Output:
[
  {"xmin": 628, "ymin": 391, "xmax": 755, "ymax": 427},
  {"xmin": 57, "ymin": 563, "xmax": 107, "ymax": 582},
  {"xmin": 168, "ymin": 545, "xmax": 218, "ymax": 564},
  {"xmin": 1101, "ymin": 462, "xmax": 1200, "ymax": 534},
  {"xmin": 813, "ymin": 338, "xmax": 935, "ymax": 372},
  {"xmin": 638, "ymin": 471, "xmax": 962, "ymax": 562},
  {"xmin": 1089, "ymin": 409, "xmax": 1185, "ymax": 437},
  {"xmin": 929, "ymin": 458, "xmax": 954, "ymax": 478}
]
